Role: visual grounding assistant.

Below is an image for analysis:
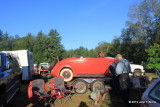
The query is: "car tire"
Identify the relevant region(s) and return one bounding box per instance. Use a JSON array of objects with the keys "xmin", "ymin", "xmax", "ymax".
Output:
[
  {"xmin": 60, "ymin": 68, "xmax": 73, "ymax": 82},
  {"xmin": 133, "ymin": 69, "xmax": 141, "ymax": 77},
  {"xmin": 90, "ymin": 80, "xmax": 105, "ymax": 91},
  {"xmin": 74, "ymin": 80, "xmax": 88, "ymax": 94}
]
